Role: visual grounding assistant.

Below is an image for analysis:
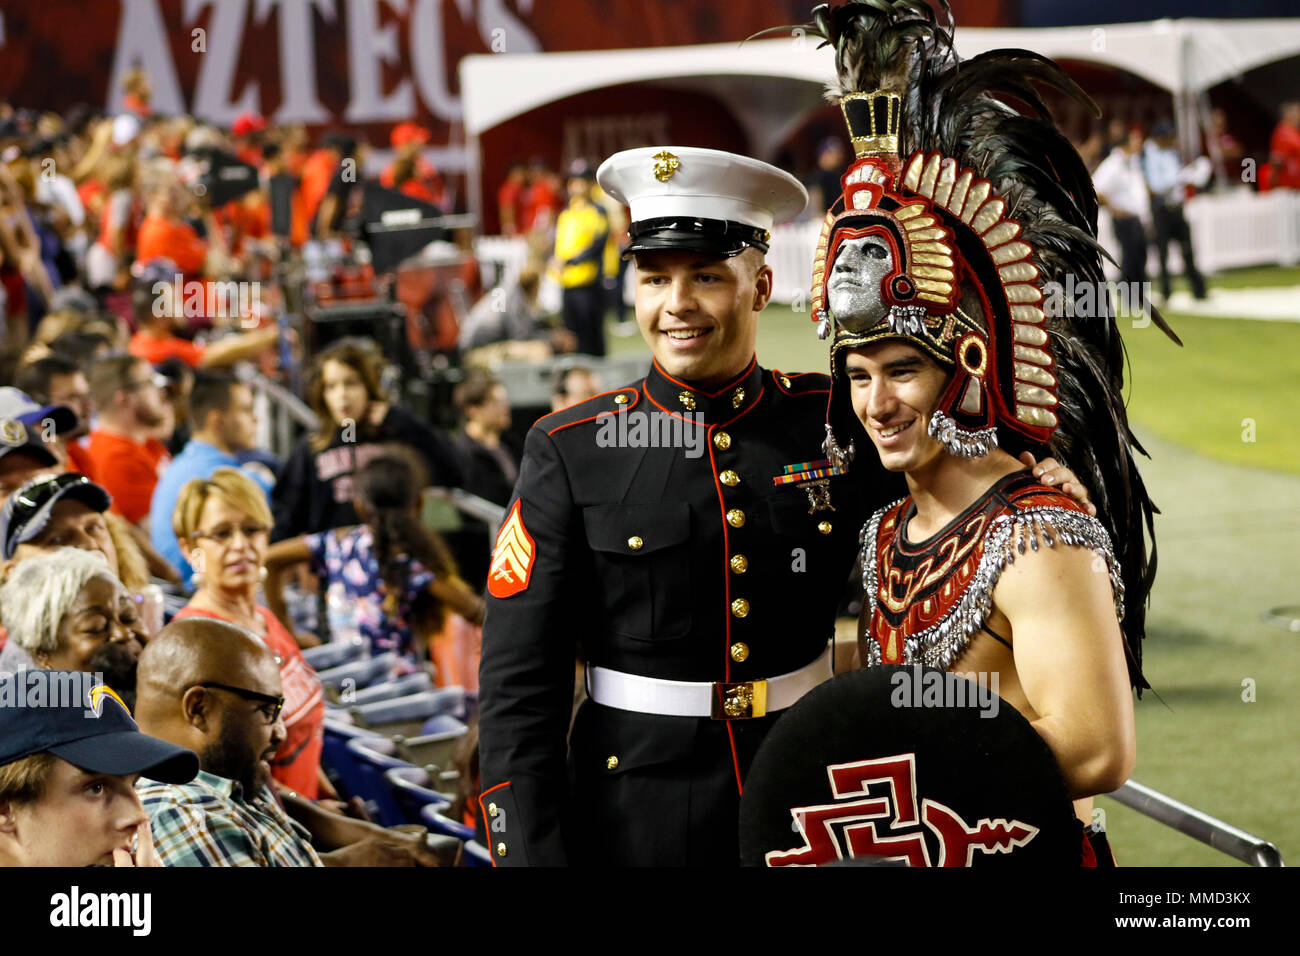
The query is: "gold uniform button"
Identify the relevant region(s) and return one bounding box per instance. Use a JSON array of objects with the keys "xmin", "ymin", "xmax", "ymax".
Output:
[
  {"xmin": 627, "ymin": 536, "xmax": 644, "ymax": 551},
  {"xmin": 488, "ymin": 802, "xmax": 498, "ymax": 817},
  {"xmin": 613, "ymin": 393, "xmax": 628, "ymax": 405},
  {"xmin": 730, "ymin": 642, "xmax": 750, "ymax": 662},
  {"xmin": 713, "ymin": 431, "xmax": 731, "ymax": 450},
  {"xmin": 818, "ymin": 521, "xmax": 833, "ymax": 535},
  {"xmin": 731, "ymin": 598, "xmax": 750, "ymax": 618},
  {"xmin": 780, "ymin": 375, "xmax": 792, "ymax": 388},
  {"xmin": 606, "ymin": 755, "xmax": 619, "ymax": 770},
  {"xmin": 720, "ymin": 470, "xmax": 739, "ymax": 487},
  {"xmin": 731, "ymin": 387, "xmax": 745, "ymax": 409},
  {"xmin": 679, "ymin": 391, "xmax": 696, "ymax": 411},
  {"xmin": 726, "ymin": 509, "xmax": 745, "ymax": 528},
  {"xmin": 496, "ymin": 842, "xmax": 508, "ymax": 857},
  {"xmin": 730, "ymin": 554, "xmax": 748, "ymax": 574}
]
